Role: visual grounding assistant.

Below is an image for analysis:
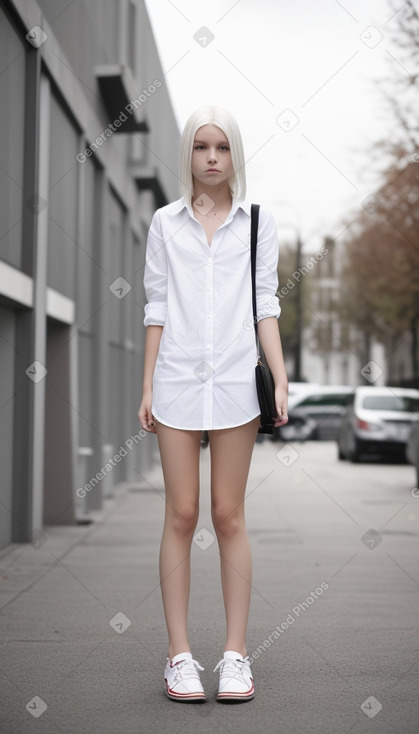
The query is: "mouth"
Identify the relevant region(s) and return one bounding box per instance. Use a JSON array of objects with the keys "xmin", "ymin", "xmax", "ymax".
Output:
[{"xmin": 206, "ymin": 169, "xmax": 221, "ymax": 173}]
